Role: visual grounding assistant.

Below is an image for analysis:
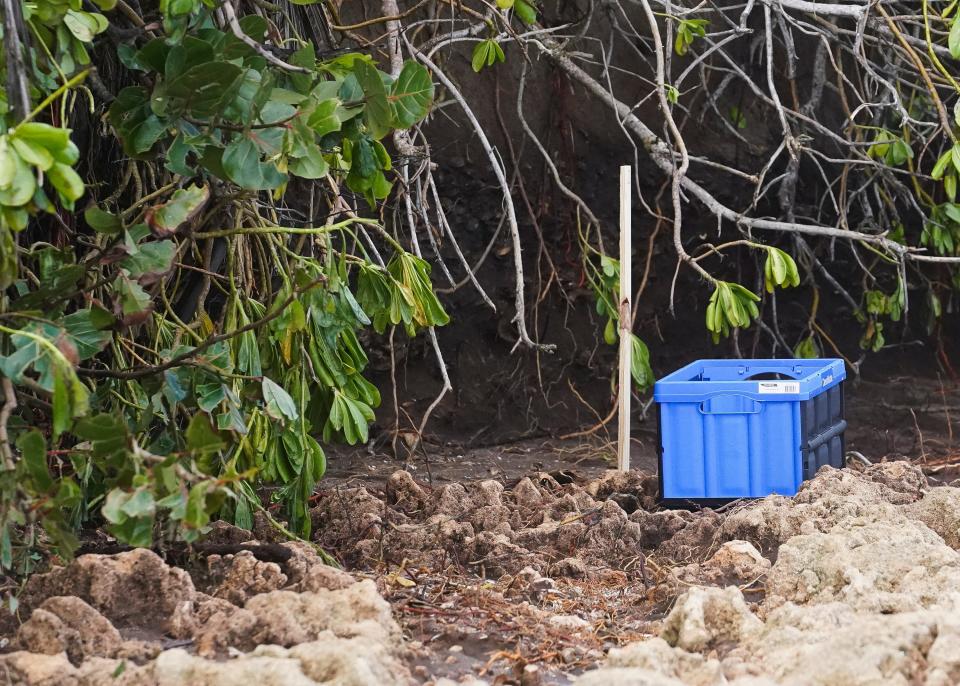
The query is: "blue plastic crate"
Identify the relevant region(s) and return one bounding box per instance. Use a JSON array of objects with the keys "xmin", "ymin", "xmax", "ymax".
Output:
[{"xmin": 653, "ymin": 359, "xmax": 846, "ymax": 504}]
